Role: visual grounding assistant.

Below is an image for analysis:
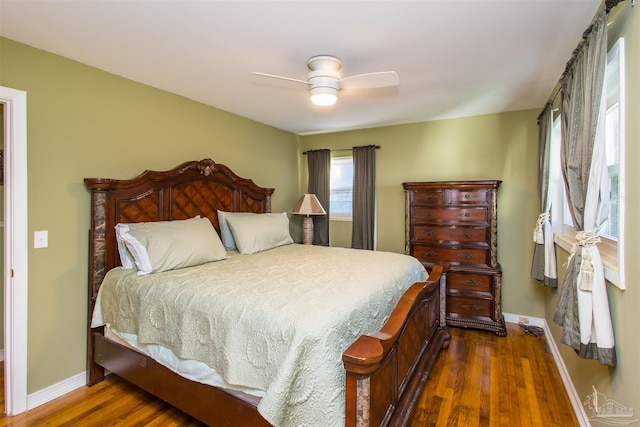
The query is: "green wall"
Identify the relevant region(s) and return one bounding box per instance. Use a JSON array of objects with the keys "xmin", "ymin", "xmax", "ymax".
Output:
[
  {"xmin": 0, "ymin": 37, "xmax": 299, "ymax": 393},
  {"xmin": 299, "ymin": 110, "xmax": 546, "ymax": 319}
]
